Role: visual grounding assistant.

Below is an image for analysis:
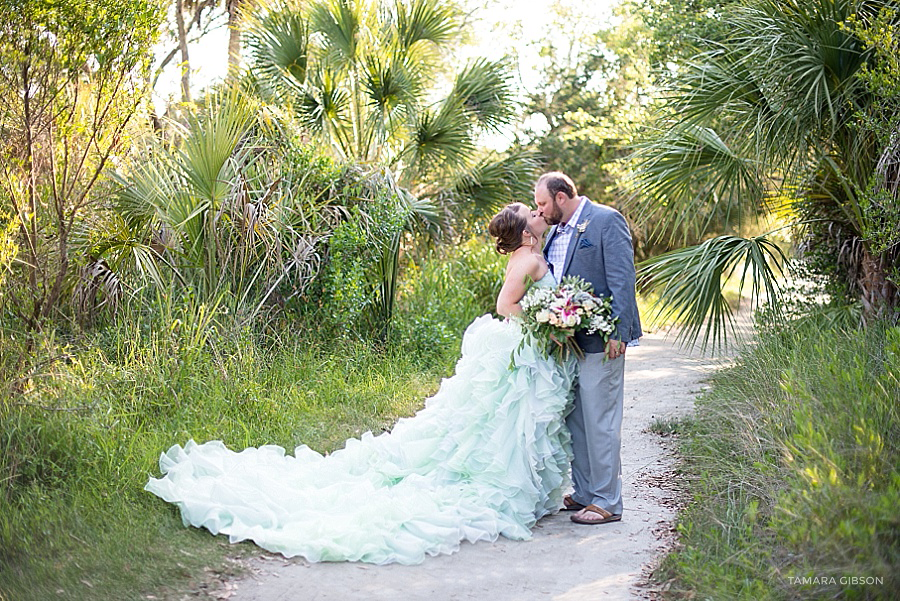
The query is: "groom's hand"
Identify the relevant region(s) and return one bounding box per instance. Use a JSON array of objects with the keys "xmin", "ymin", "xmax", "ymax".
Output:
[{"xmin": 605, "ymin": 339, "xmax": 626, "ymax": 360}]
